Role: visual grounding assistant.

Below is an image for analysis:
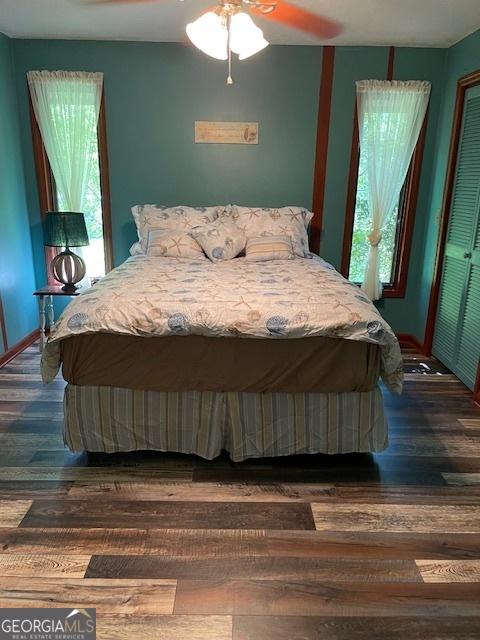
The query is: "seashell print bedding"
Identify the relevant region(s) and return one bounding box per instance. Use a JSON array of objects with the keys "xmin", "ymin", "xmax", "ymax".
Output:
[{"xmin": 41, "ymin": 254, "xmax": 403, "ymax": 394}]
